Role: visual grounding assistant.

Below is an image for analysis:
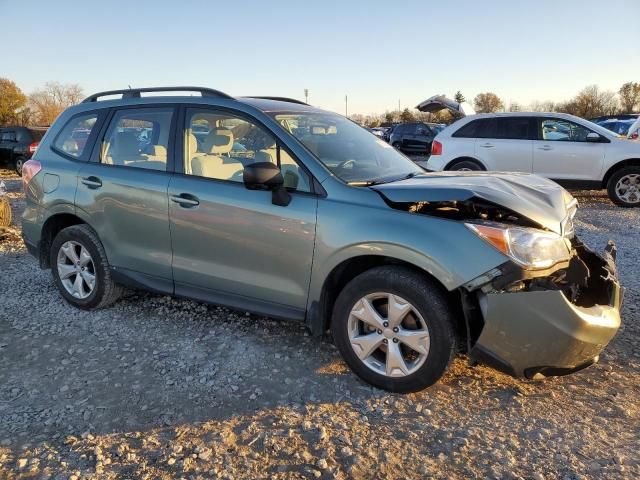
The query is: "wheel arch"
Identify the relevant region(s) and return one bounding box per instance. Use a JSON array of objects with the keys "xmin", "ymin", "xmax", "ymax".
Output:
[
  {"xmin": 39, "ymin": 212, "xmax": 88, "ymax": 269},
  {"xmin": 444, "ymin": 156, "xmax": 487, "ymax": 171},
  {"xmin": 601, "ymin": 158, "xmax": 640, "ymax": 188},
  {"xmin": 306, "ymin": 254, "xmax": 463, "ymax": 338}
]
